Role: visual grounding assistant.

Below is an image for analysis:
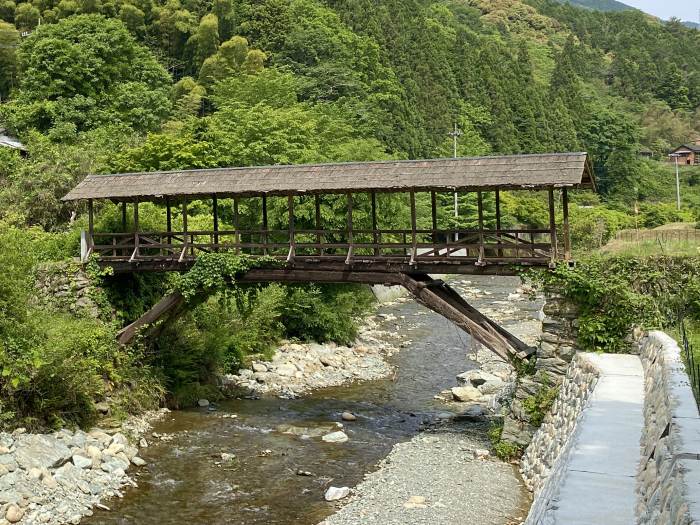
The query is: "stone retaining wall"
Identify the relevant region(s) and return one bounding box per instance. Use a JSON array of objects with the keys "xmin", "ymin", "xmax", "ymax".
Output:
[
  {"xmin": 520, "ymin": 353, "xmax": 600, "ymax": 523},
  {"xmin": 34, "ymin": 262, "xmax": 100, "ymax": 318},
  {"xmin": 637, "ymin": 331, "xmax": 700, "ymax": 525}
]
